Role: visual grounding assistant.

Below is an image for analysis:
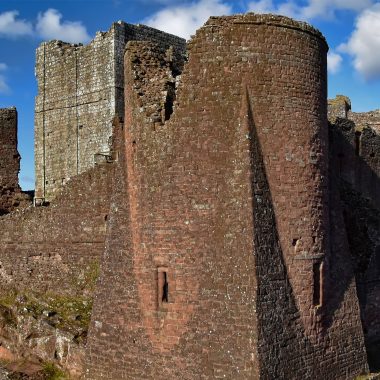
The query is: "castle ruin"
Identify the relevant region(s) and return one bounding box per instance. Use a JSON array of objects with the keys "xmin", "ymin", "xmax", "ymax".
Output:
[
  {"xmin": 34, "ymin": 21, "xmax": 185, "ymax": 202},
  {"xmin": 0, "ymin": 13, "xmax": 379, "ymax": 379}
]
